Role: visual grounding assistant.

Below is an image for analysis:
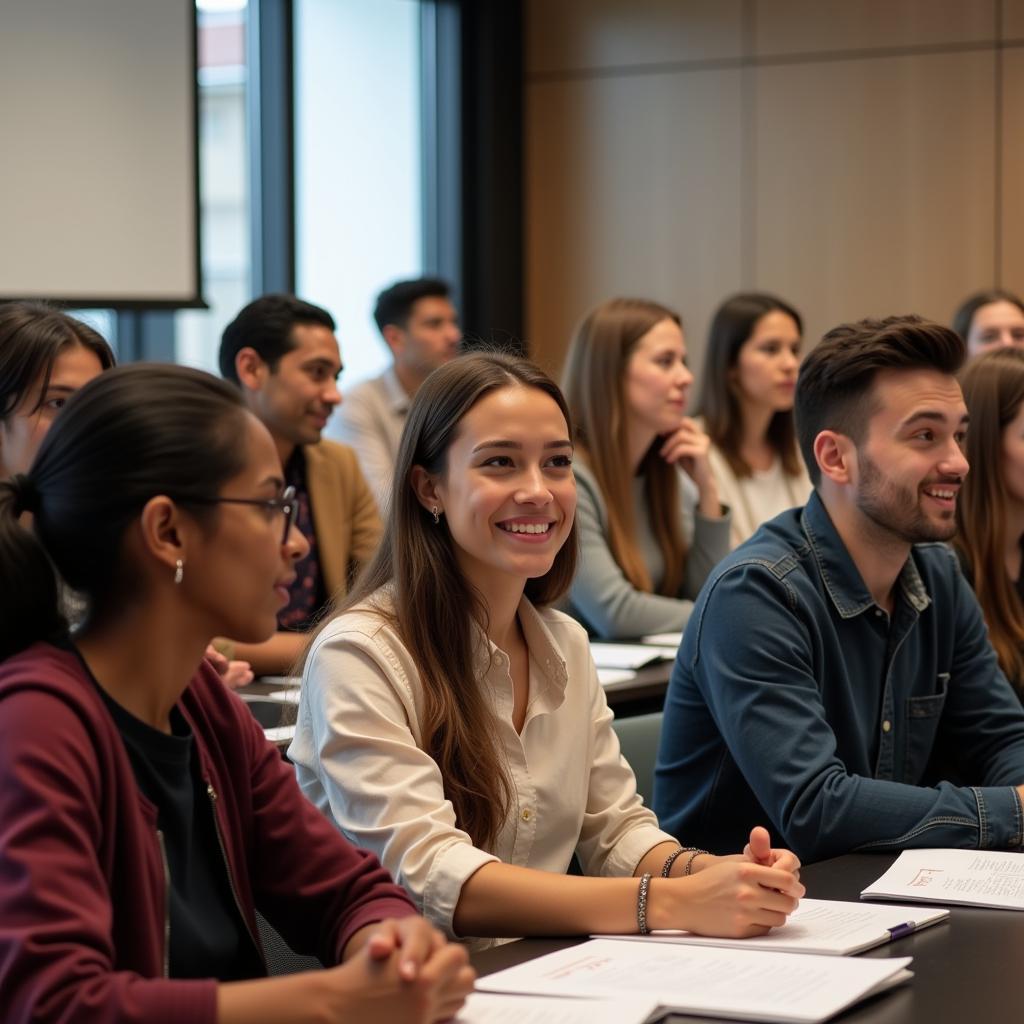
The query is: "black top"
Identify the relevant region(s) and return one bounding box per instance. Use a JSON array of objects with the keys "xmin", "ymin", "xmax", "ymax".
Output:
[{"xmin": 92, "ymin": 675, "xmax": 263, "ymax": 980}]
